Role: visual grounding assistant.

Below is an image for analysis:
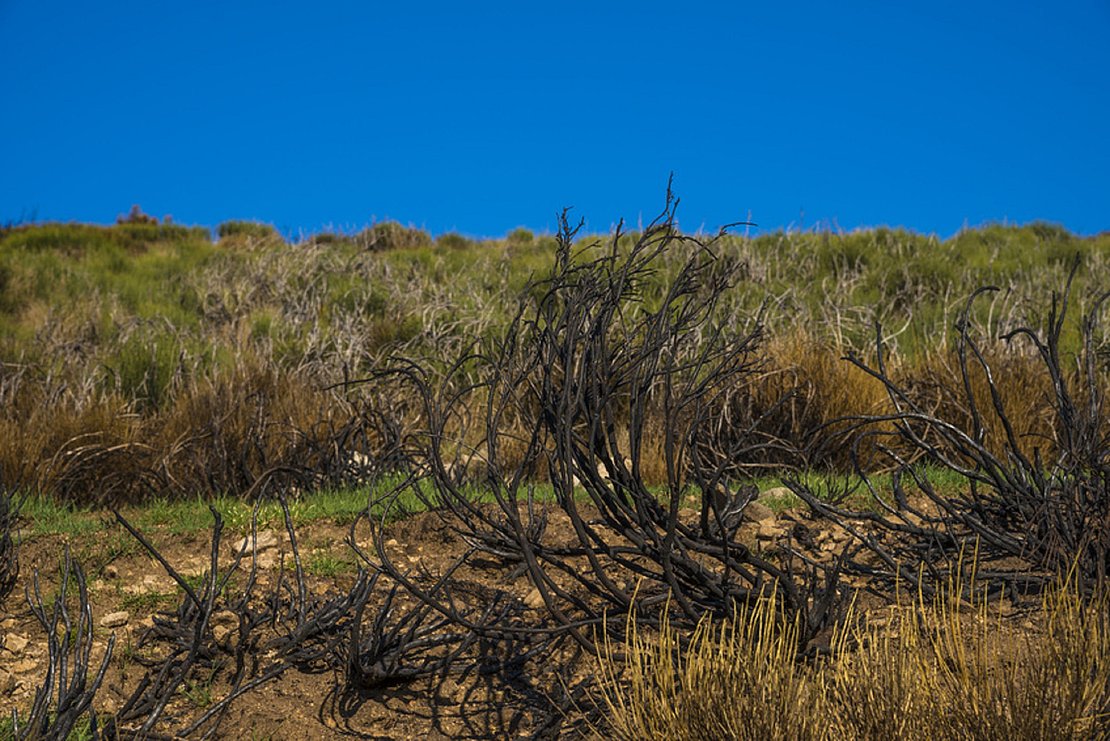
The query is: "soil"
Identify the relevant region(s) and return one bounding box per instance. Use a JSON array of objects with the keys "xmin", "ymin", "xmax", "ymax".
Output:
[{"xmin": 0, "ymin": 497, "xmax": 1038, "ymax": 740}]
